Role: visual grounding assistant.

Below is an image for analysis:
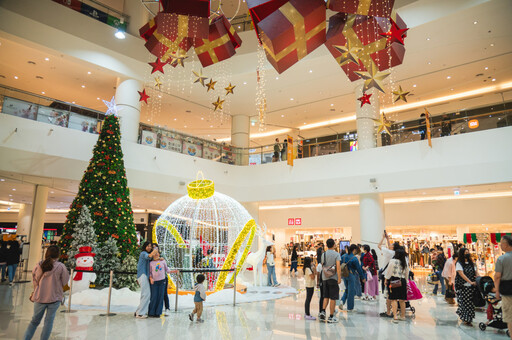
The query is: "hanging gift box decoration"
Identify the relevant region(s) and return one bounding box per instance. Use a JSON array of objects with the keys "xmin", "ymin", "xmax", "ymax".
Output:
[
  {"xmin": 247, "ymin": 0, "xmax": 289, "ymax": 42},
  {"xmin": 160, "ymin": 0, "xmax": 210, "ymax": 18},
  {"xmin": 257, "ymin": 0, "xmax": 326, "ymax": 74},
  {"xmin": 327, "ymin": 0, "xmax": 395, "ymax": 19},
  {"xmin": 194, "ymin": 15, "xmax": 243, "ymax": 67},
  {"xmin": 325, "ymin": 11, "xmax": 406, "ymax": 81}
]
